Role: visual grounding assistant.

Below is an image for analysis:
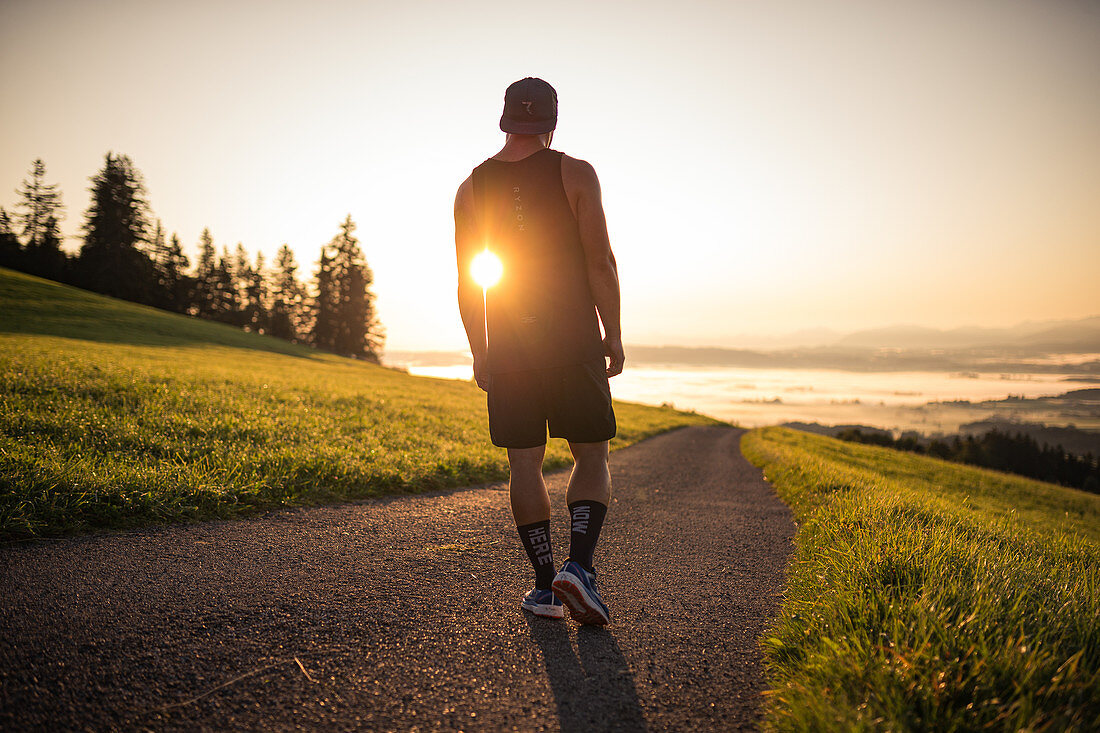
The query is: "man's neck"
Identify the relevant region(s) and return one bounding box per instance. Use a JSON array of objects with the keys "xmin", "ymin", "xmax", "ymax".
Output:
[{"xmin": 493, "ymin": 134, "xmax": 550, "ymax": 162}]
